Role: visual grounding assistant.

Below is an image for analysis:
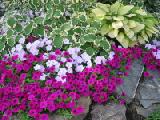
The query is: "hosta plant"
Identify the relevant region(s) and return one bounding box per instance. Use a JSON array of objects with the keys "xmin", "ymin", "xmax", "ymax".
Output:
[
  {"xmin": 90, "ymin": 1, "xmax": 159, "ymax": 48},
  {"xmin": 0, "ymin": 0, "xmax": 110, "ymax": 57}
]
